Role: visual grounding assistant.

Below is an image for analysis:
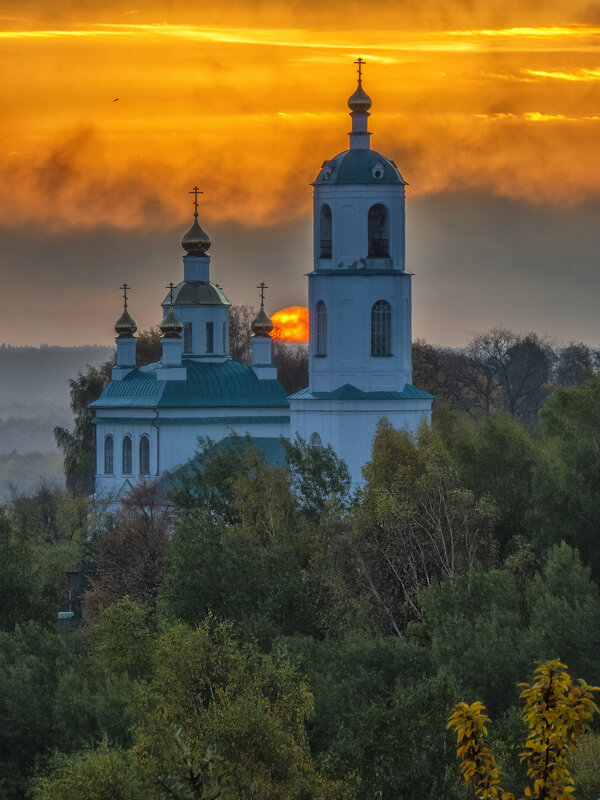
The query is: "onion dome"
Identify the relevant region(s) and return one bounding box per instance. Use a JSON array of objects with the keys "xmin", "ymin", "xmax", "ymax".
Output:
[
  {"xmin": 114, "ymin": 309, "xmax": 137, "ymax": 338},
  {"xmin": 182, "ymin": 215, "xmax": 211, "ymax": 255},
  {"xmin": 348, "ymin": 82, "xmax": 372, "ymax": 113},
  {"xmin": 160, "ymin": 306, "xmax": 184, "ymax": 339},
  {"xmin": 251, "ymin": 307, "xmax": 274, "ymax": 338}
]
